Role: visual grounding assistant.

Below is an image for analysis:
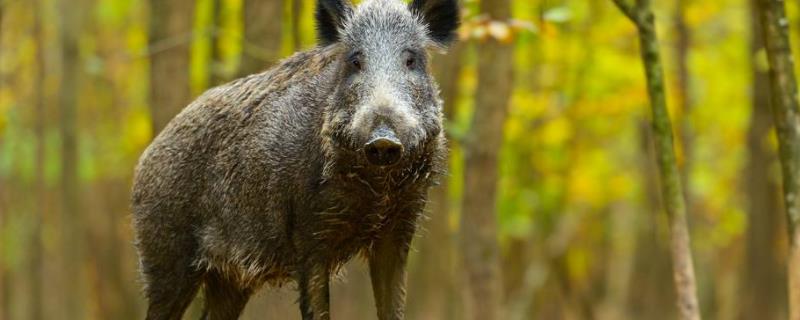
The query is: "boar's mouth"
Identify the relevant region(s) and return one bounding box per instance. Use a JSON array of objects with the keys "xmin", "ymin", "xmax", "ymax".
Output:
[
  {"xmin": 324, "ymin": 123, "xmax": 441, "ymax": 178},
  {"xmin": 322, "ymin": 130, "xmax": 443, "ymax": 192}
]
